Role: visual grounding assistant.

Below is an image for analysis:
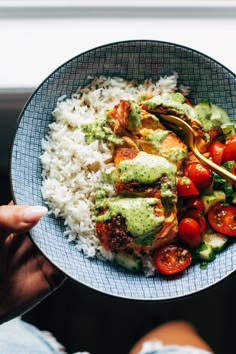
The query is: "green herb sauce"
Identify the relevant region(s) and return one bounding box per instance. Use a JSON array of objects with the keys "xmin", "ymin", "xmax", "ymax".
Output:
[
  {"xmin": 82, "ymin": 115, "xmax": 123, "ymax": 145},
  {"xmin": 96, "ymin": 197, "xmax": 165, "ymax": 239},
  {"xmin": 194, "ymin": 101, "xmax": 230, "ymax": 131},
  {"xmin": 128, "ymin": 102, "xmax": 141, "ymax": 131},
  {"xmin": 145, "ymin": 129, "xmax": 169, "ymax": 149},
  {"xmin": 142, "ymin": 92, "xmax": 195, "ymax": 119},
  {"xmin": 143, "ymin": 94, "xmax": 230, "ymax": 132},
  {"xmin": 145, "ymin": 130, "xmax": 188, "ymax": 163},
  {"xmin": 117, "ymin": 151, "xmax": 177, "ymax": 185}
]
